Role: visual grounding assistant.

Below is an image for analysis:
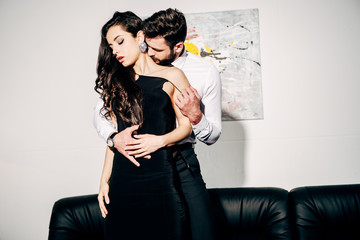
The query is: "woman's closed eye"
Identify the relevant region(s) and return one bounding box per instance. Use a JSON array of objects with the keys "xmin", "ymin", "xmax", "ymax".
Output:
[{"xmin": 108, "ymin": 39, "xmax": 123, "ymax": 49}]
